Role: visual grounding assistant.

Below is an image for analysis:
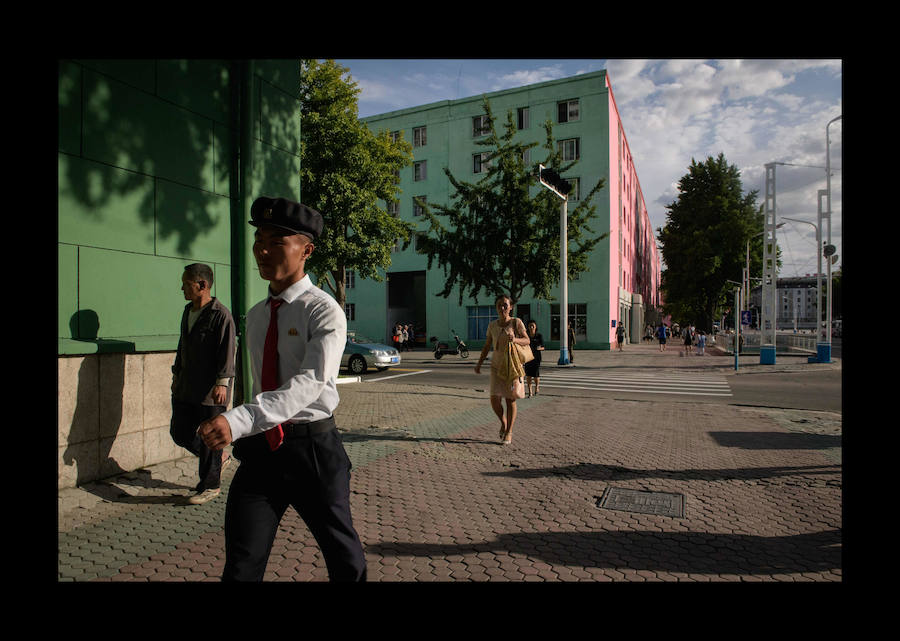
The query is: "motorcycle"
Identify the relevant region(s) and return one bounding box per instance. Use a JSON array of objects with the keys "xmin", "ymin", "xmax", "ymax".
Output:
[{"xmin": 430, "ymin": 330, "xmax": 469, "ymax": 359}]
